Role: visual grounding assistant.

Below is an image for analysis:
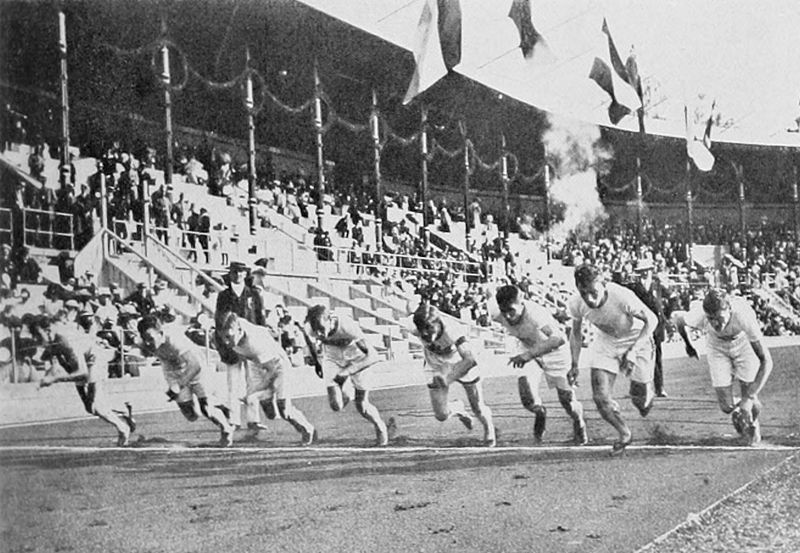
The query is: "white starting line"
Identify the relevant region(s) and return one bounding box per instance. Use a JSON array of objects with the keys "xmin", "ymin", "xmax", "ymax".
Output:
[{"xmin": 0, "ymin": 443, "xmax": 797, "ymax": 454}]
